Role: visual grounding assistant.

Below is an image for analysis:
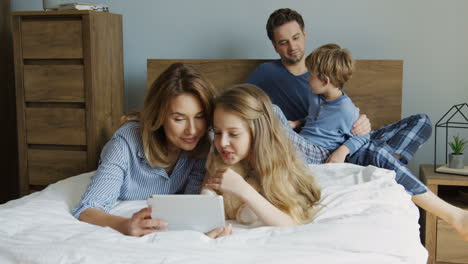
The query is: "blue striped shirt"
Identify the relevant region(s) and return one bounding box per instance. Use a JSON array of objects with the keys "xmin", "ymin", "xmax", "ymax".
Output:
[{"xmin": 72, "ymin": 122, "xmax": 206, "ymax": 219}]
